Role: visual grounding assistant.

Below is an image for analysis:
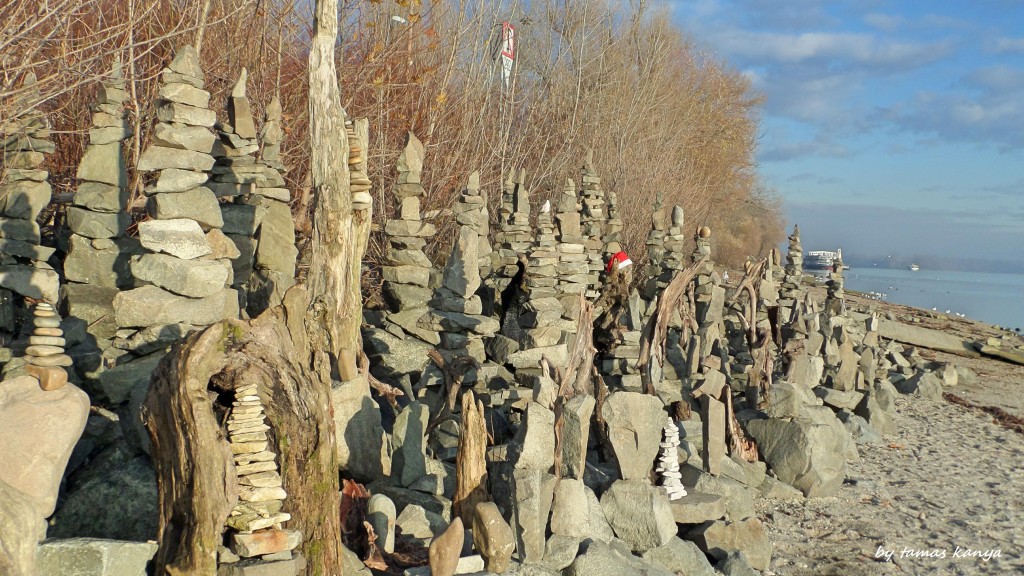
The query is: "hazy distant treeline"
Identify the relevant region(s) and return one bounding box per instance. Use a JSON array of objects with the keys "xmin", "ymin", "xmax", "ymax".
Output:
[{"xmin": 1, "ymin": 0, "xmax": 784, "ymax": 281}]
